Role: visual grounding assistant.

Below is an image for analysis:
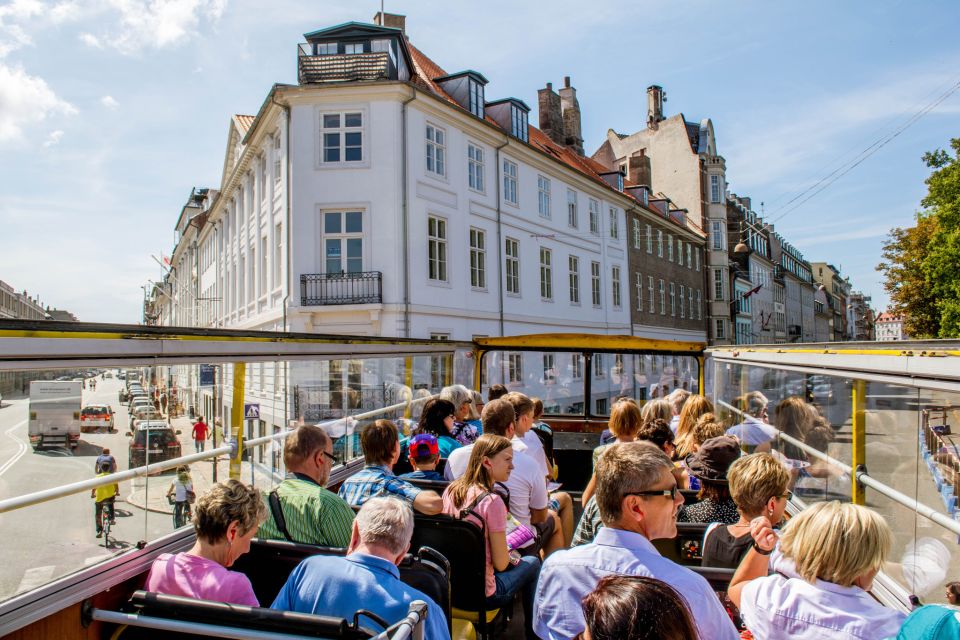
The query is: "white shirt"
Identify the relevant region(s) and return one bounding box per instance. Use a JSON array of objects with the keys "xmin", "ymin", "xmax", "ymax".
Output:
[
  {"xmin": 444, "ymin": 441, "xmax": 548, "ymax": 526},
  {"xmin": 172, "ymin": 479, "xmax": 193, "ymax": 502},
  {"xmin": 740, "ymin": 552, "xmax": 905, "ymax": 640},
  {"xmin": 519, "ymin": 431, "xmax": 550, "ymax": 480},
  {"xmin": 669, "ymin": 414, "xmax": 680, "ymax": 434}
]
